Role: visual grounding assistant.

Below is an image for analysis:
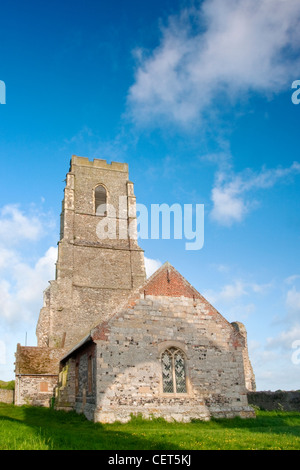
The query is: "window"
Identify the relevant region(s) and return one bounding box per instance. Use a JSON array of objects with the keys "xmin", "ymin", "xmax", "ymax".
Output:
[
  {"xmin": 95, "ymin": 185, "xmax": 107, "ymax": 216},
  {"xmin": 88, "ymin": 355, "xmax": 93, "ymax": 394},
  {"xmin": 75, "ymin": 361, "xmax": 79, "ymax": 396},
  {"xmin": 40, "ymin": 382, "xmax": 49, "ymax": 393},
  {"xmin": 161, "ymin": 347, "xmax": 187, "ymax": 394}
]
